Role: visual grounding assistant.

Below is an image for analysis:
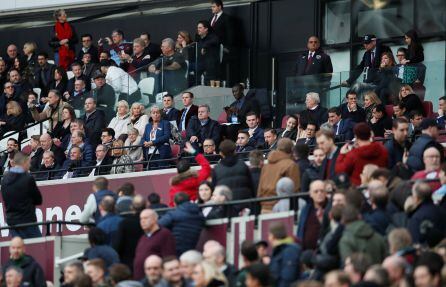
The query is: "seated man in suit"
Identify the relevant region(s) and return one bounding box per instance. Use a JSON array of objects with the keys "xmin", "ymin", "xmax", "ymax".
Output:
[
  {"xmin": 409, "ymin": 110, "xmax": 423, "ymax": 139},
  {"xmin": 31, "ymin": 133, "xmax": 65, "ymax": 171},
  {"xmin": 177, "ymin": 92, "xmax": 198, "ymax": 132},
  {"xmin": 296, "ymin": 122, "xmax": 318, "ymax": 146},
  {"xmin": 89, "ymin": 144, "xmax": 114, "ymax": 176},
  {"xmin": 236, "ymin": 130, "xmax": 254, "ymax": 153},
  {"xmin": 61, "ymin": 146, "xmax": 91, "ymax": 179},
  {"xmin": 186, "ymin": 104, "xmax": 221, "ymax": 152},
  {"xmin": 244, "ymin": 112, "xmax": 264, "ymax": 148},
  {"xmin": 162, "ymin": 94, "xmax": 179, "ymax": 122},
  {"xmin": 299, "ymin": 92, "xmax": 328, "ymax": 128},
  {"xmin": 68, "ymin": 130, "xmax": 95, "ymax": 165},
  {"xmin": 81, "ymin": 97, "xmax": 106, "ymax": 149},
  {"xmin": 226, "ymin": 83, "xmax": 260, "ymax": 127},
  {"xmin": 36, "ymin": 150, "xmax": 61, "ymax": 181},
  {"xmin": 263, "ymin": 128, "xmax": 278, "ymax": 150},
  {"xmin": 66, "ymin": 61, "xmax": 91, "ymax": 95},
  {"xmin": 437, "ymin": 96, "xmax": 446, "ymax": 130},
  {"xmin": 339, "ymin": 91, "xmax": 366, "ymax": 123},
  {"xmin": 328, "ymin": 107, "xmax": 354, "ymax": 142}
]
